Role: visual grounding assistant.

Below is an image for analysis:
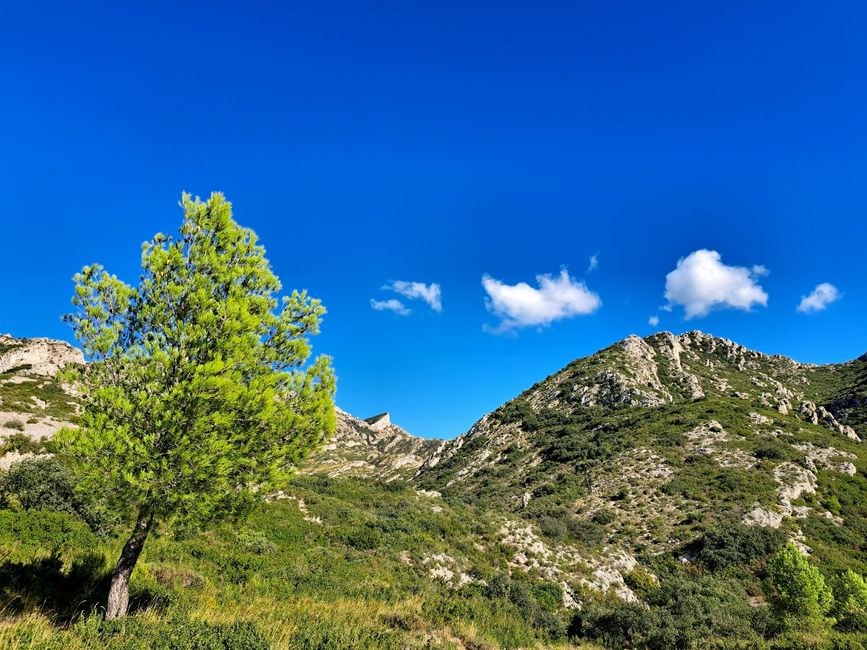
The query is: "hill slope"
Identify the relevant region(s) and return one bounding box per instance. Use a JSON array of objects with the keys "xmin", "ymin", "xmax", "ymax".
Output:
[
  {"xmin": 300, "ymin": 409, "xmax": 442, "ymax": 481},
  {"xmin": 2, "ymin": 331, "xmax": 866, "ymax": 649},
  {"xmin": 415, "ymin": 331, "xmax": 866, "ymax": 567}
]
